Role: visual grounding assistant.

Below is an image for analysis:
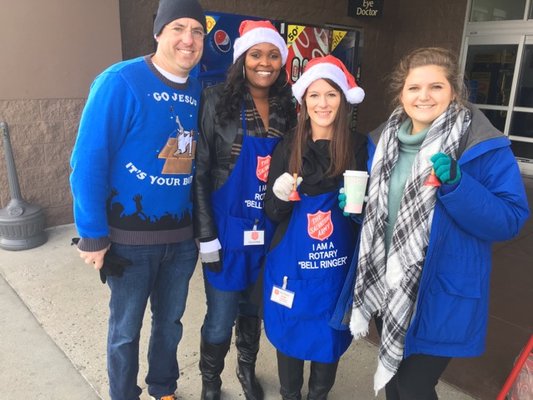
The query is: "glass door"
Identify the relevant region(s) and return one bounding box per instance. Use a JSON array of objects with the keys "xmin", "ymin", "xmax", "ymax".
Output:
[
  {"xmin": 509, "ymin": 39, "xmax": 533, "ymax": 159},
  {"xmin": 461, "ymin": 0, "xmax": 533, "ymax": 173},
  {"xmin": 461, "ymin": 33, "xmax": 533, "ymax": 169}
]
